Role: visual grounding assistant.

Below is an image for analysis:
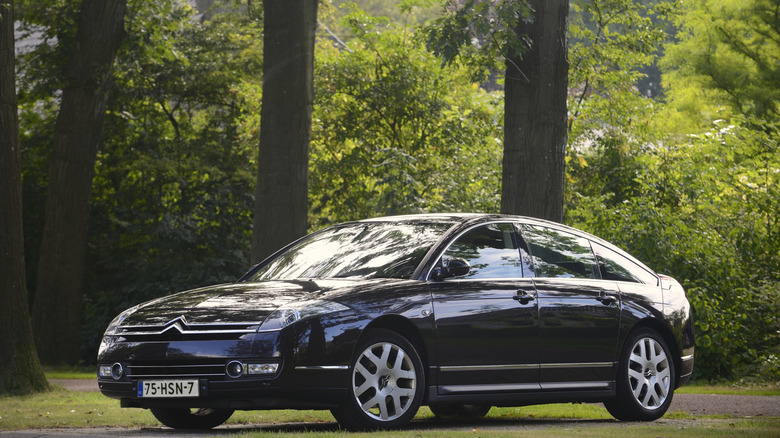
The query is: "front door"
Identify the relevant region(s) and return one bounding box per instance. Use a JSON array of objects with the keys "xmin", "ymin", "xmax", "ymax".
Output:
[{"xmin": 430, "ymin": 223, "xmax": 540, "ymax": 395}]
